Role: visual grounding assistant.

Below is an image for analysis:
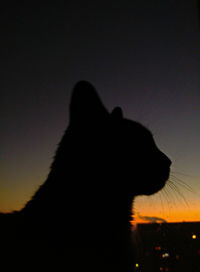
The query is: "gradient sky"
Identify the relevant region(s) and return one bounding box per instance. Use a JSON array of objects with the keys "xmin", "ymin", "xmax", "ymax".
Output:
[{"xmin": 1, "ymin": 1, "xmax": 200, "ymax": 222}]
